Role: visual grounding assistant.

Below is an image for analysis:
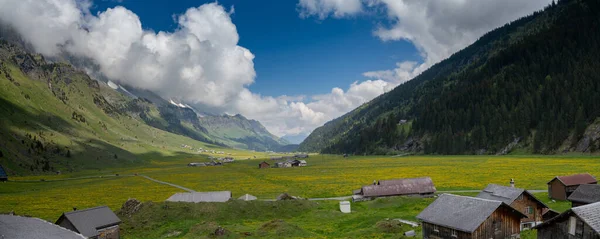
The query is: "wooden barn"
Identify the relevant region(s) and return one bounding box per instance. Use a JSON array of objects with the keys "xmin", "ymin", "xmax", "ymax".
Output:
[
  {"xmin": 291, "ymin": 160, "xmax": 307, "ymax": 167},
  {"xmin": 0, "ymin": 164, "xmax": 7, "ymax": 181},
  {"xmin": 534, "ymin": 201, "xmax": 600, "ymax": 239},
  {"xmin": 258, "ymin": 161, "xmax": 270, "ymax": 169},
  {"xmin": 357, "ymin": 177, "xmax": 436, "ymax": 199},
  {"xmin": 417, "ymin": 194, "xmax": 525, "ymax": 239},
  {"xmin": 568, "ymin": 184, "xmax": 600, "ymax": 207},
  {"xmin": 542, "ymin": 208, "xmax": 560, "ymax": 222},
  {"xmin": 476, "ymin": 182, "xmax": 548, "ymax": 230},
  {"xmin": 55, "ymin": 206, "xmax": 121, "ymax": 239},
  {"xmin": 547, "ymin": 173, "xmax": 597, "ymax": 200}
]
